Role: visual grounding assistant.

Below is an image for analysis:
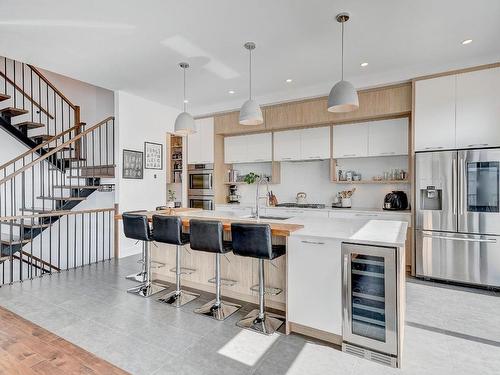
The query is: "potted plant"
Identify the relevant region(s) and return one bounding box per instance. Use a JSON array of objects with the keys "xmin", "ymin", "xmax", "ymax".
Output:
[{"xmin": 167, "ymin": 189, "xmax": 176, "ymax": 208}]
